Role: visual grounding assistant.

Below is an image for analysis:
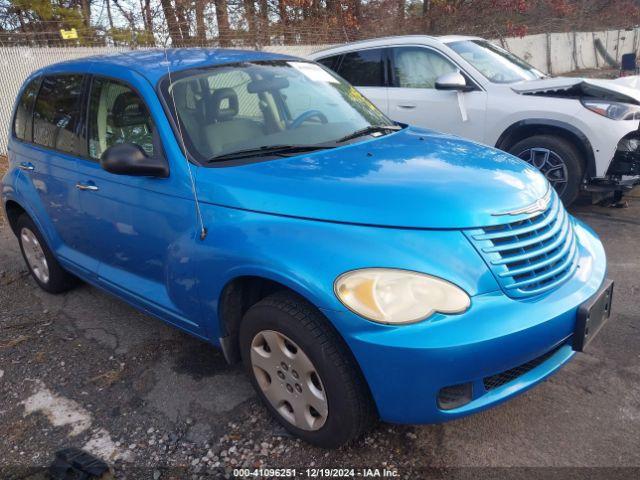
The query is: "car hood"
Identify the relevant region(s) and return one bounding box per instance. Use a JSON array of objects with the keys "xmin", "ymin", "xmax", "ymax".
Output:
[
  {"xmin": 195, "ymin": 127, "xmax": 549, "ymax": 229},
  {"xmin": 511, "ymin": 76, "xmax": 640, "ymax": 104}
]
